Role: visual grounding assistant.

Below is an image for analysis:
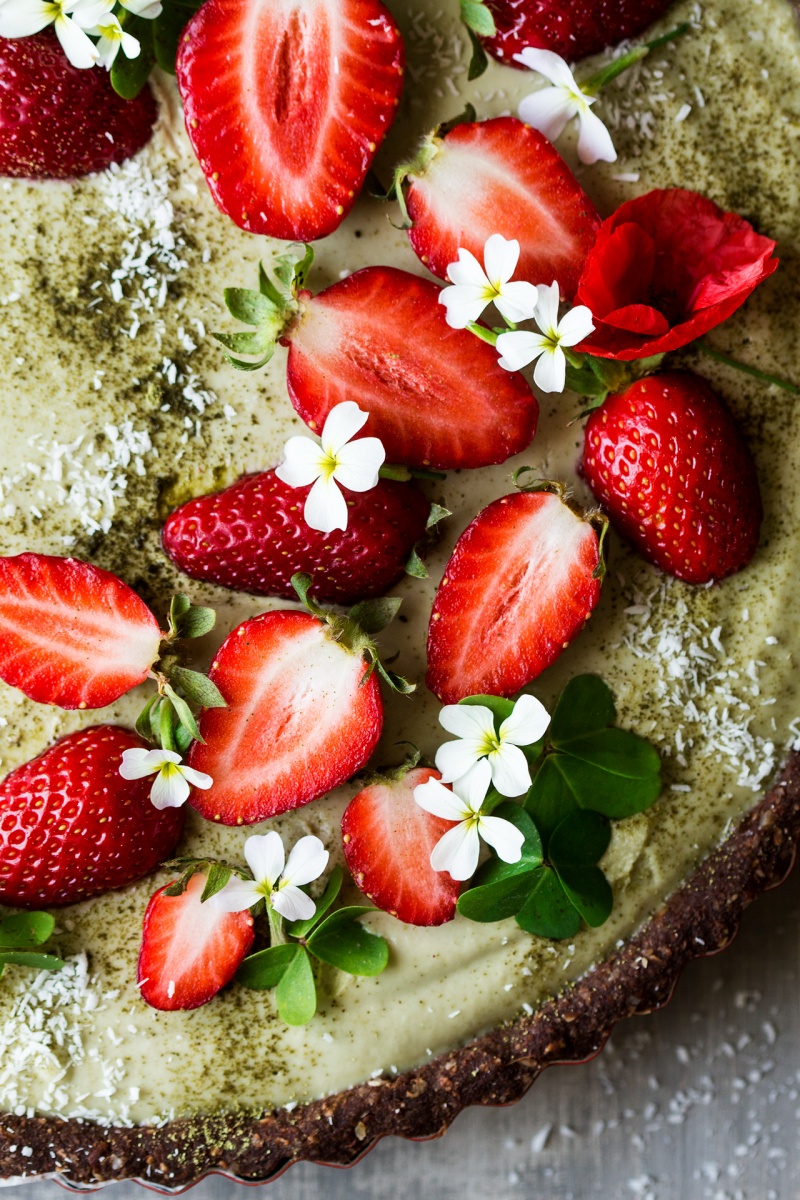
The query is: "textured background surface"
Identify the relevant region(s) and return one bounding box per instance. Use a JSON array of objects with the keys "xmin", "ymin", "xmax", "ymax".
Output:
[{"xmin": 15, "ymin": 860, "xmax": 800, "ymax": 1200}]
